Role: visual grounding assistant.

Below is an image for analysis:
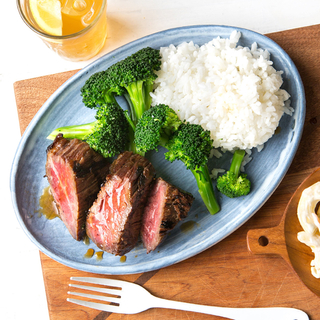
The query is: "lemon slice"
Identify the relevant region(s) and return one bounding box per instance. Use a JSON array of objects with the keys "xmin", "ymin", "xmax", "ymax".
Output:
[{"xmin": 29, "ymin": 0, "xmax": 63, "ymax": 36}]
